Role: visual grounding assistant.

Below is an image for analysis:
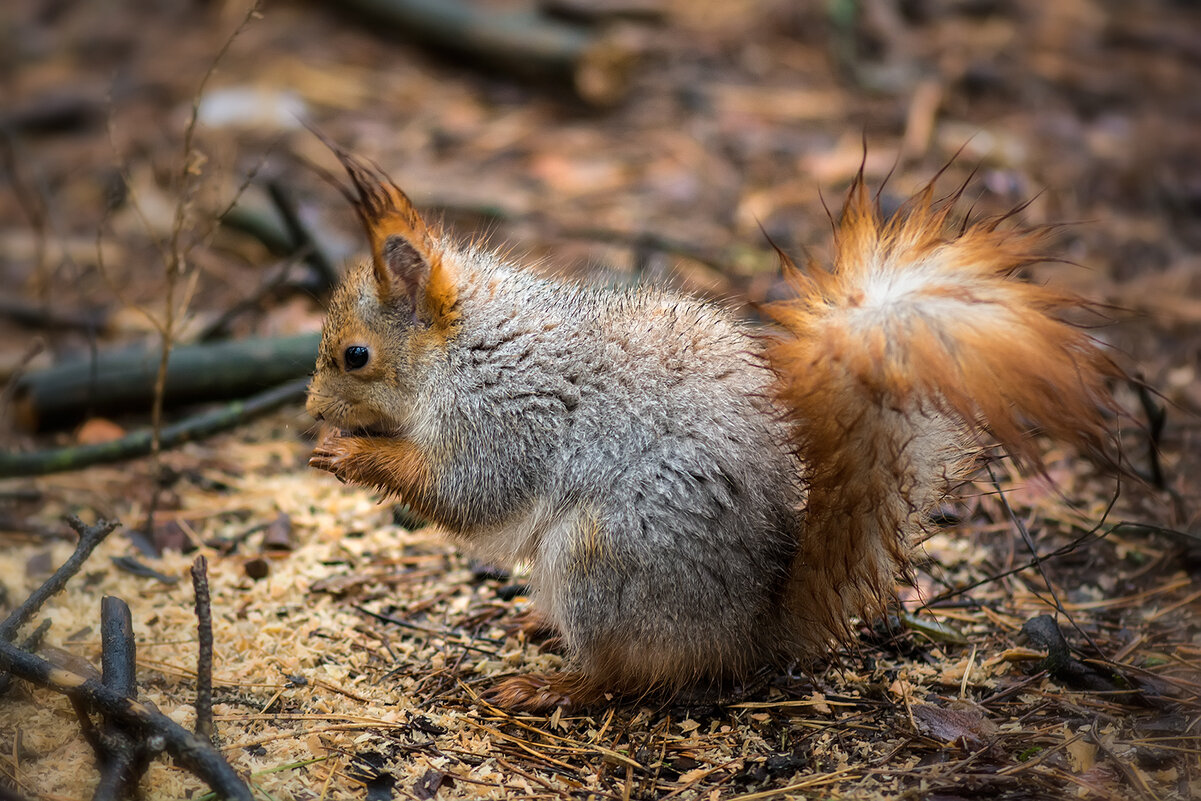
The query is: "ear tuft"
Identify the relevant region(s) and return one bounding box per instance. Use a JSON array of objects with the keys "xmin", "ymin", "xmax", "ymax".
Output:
[
  {"xmin": 330, "ymin": 148, "xmax": 431, "ymax": 292},
  {"xmin": 321, "ymin": 139, "xmax": 459, "ymax": 330}
]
